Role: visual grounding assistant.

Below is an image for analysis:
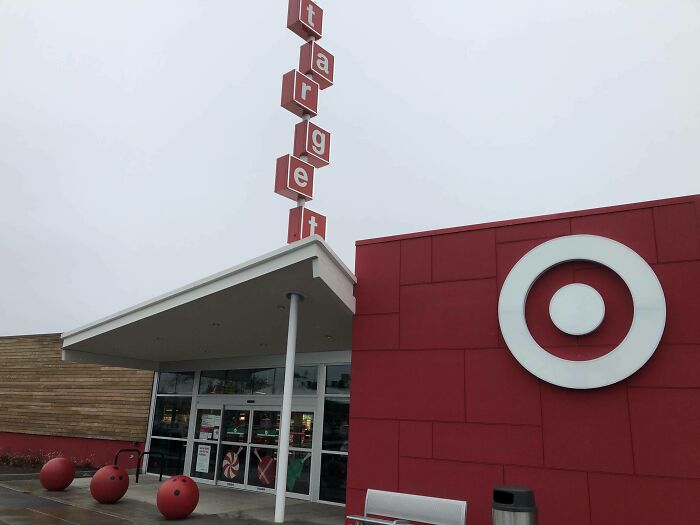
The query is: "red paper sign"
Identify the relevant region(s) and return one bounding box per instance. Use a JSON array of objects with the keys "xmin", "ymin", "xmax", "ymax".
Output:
[
  {"xmin": 281, "ymin": 70, "xmax": 319, "ymax": 118},
  {"xmin": 294, "ymin": 121, "xmax": 330, "ymax": 167},
  {"xmin": 287, "ymin": 0, "xmax": 323, "ymax": 41},
  {"xmin": 299, "ymin": 41, "xmax": 334, "ymax": 90},
  {"xmin": 288, "ymin": 206, "xmax": 327, "ymax": 242},
  {"xmin": 275, "ymin": 154, "xmax": 315, "ymax": 201}
]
